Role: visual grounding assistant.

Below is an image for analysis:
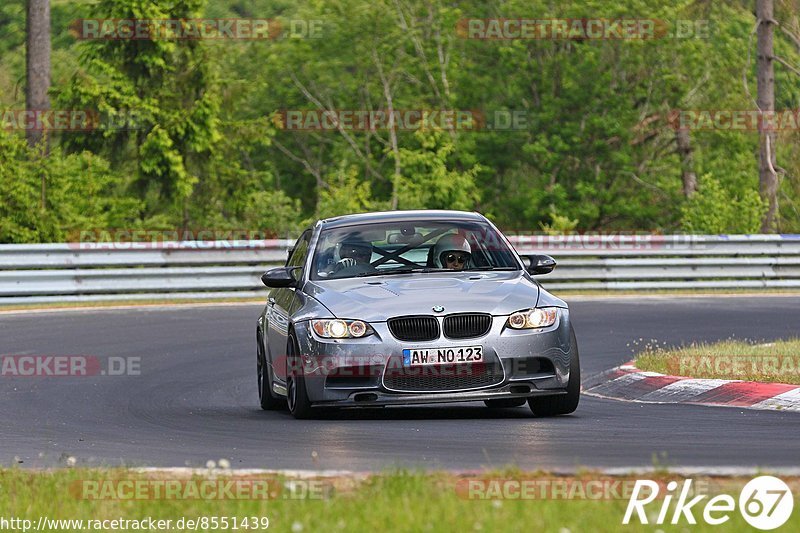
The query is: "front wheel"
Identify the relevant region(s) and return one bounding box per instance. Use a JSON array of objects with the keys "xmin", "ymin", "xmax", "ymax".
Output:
[
  {"xmin": 286, "ymin": 333, "xmax": 315, "ymax": 419},
  {"xmin": 528, "ymin": 326, "xmax": 580, "ymax": 417},
  {"xmin": 257, "ymin": 332, "xmax": 285, "ymax": 410}
]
